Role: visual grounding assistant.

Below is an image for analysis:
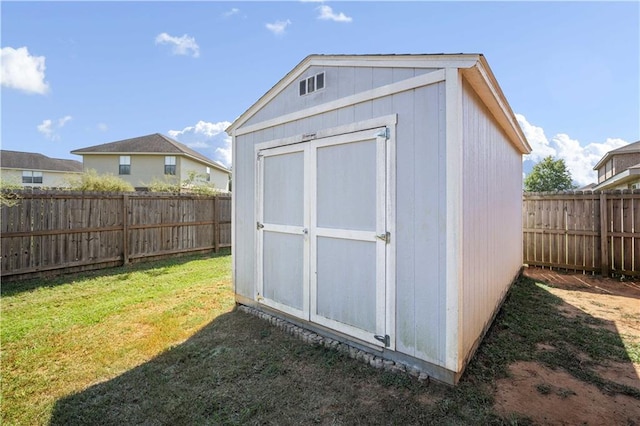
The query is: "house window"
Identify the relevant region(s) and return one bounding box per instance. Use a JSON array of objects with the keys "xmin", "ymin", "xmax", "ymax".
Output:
[
  {"xmin": 206, "ymin": 167, "xmax": 211, "ymax": 182},
  {"xmin": 165, "ymin": 156, "xmax": 176, "ymax": 175},
  {"xmin": 22, "ymin": 171, "xmax": 43, "ymax": 184},
  {"xmin": 119, "ymin": 156, "xmax": 131, "ymax": 175},
  {"xmin": 299, "ymin": 72, "xmax": 325, "ymax": 96}
]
